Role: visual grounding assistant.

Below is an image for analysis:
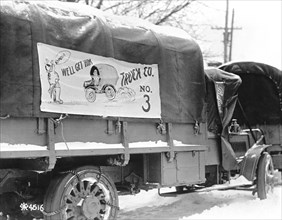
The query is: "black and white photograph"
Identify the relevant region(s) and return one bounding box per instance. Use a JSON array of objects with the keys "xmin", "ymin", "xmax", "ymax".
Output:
[{"xmin": 0, "ymin": 0, "xmax": 281, "ymax": 219}]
